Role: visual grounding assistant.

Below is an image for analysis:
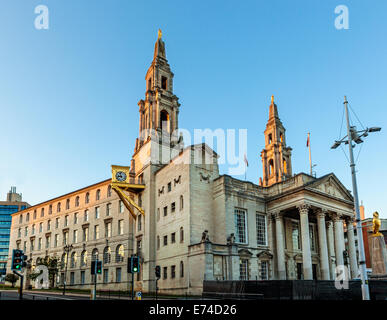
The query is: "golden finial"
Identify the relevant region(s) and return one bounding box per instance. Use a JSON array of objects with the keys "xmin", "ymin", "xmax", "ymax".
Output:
[
  {"xmin": 158, "ymin": 29, "xmax": 162, "ymax": 39},
  {"xmin": 271, "ymin": 95, "xmax": 274, "ymax": 104}
]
